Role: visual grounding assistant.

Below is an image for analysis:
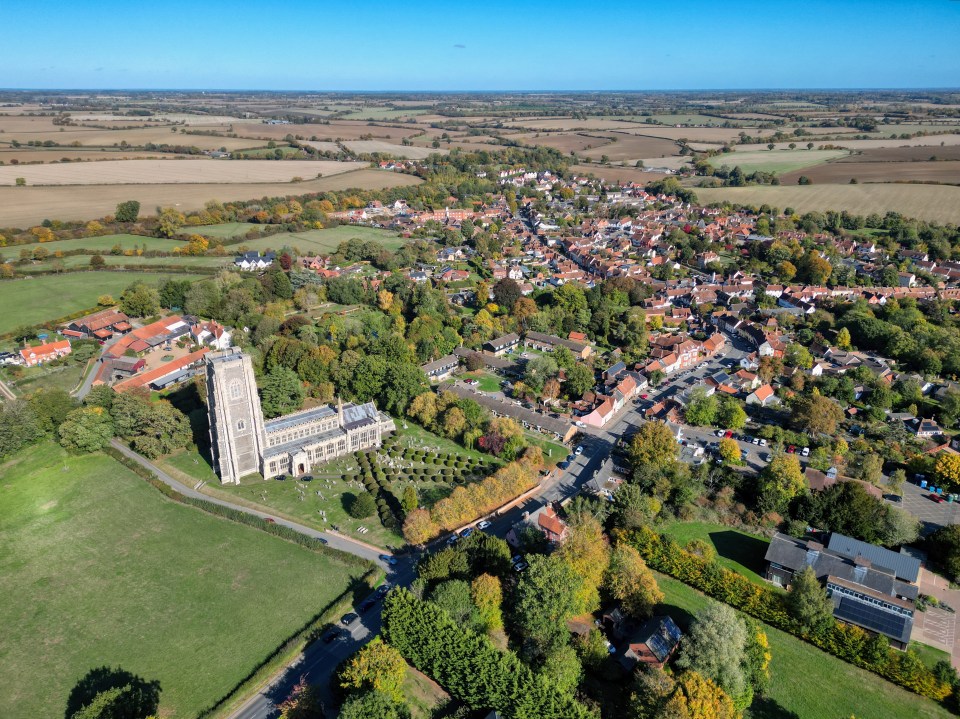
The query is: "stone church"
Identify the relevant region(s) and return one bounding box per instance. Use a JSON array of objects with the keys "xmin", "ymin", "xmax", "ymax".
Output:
[{"xmin": 205, "ymin": 348, "xmax": 395, "ymax": 484}]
